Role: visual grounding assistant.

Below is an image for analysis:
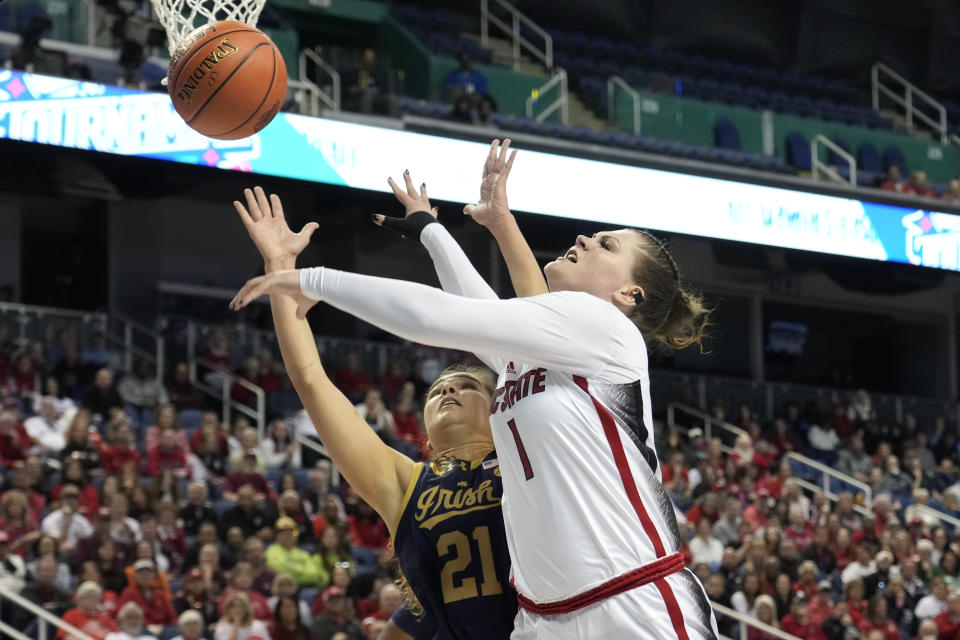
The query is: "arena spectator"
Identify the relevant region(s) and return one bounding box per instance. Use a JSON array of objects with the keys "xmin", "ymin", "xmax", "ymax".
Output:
[
  {"xmin": 884, "ymin": 574, "xmax": 916, "ymax": 633},
  {"xmin": 171, "ymin": 609, "xmax": 207, "ymax": 640},
  {"xmin": 174, "ymin": 567, "xmax": 219, "ymax": 630},
  {"xmin": 347, "ymin": 500, "xmax": 388, "ymax": 553},
  {"xmin": 443, "ymin": 52, "xmax": 488, "ymax": 103},
  {"xmin": 0, "ymin": 408, "xmax": 31, "ymax": 466},
  {"xmin": 147, "ymin": 426, "xmax": 189, "ymax": 477},
  {"xmin": 863, "ymin": 549, "xmax": 896, "ymax": 597},
  {"xmin": 807, "ymin": 420, "xmax": 839, "ymax": 464},
  {"xmin": 26, "ymin": 534, "xmax": 72, "ymax": 593},
  {"xmin": 41, "ymin": 483, "xmax": 92, "ymax": 552},
  {"xmin": 59, "ymin": 581, "xmax": 120, "ymax": 640},
  {"xmin": 748, "ymin": 594, "xmax": 779, "ymax": 640},
  {"xmin": 118, "ymin": 359, "xmax": 168, "ymax": 411},
  {"xmin": 108, "ymin": 492, "xmax": 141, "ymax": 547},
  {"xmin": 0, "ymin": 489, "xmax": 39, "ymax": 555},
  {"xmin": 808, "ymin": 580, "xmax": 834, "ymax": 626},
  {"xmin": 917, "ymin": 619, "xmax": 941, "ymax": 640},
  {"xmin": 369, "ymin": 583, "xmax": 402, "ymax": 622},
  {"xmin": 267, "ymin": 573, "xmax": 312, "ymax": 628},
  {"xmin": 879, "ymin": 165, "xmax": 905, "ymax": 192},
  {"xmin": 354, "ymin": 388, "xmax": 395, "ymax": 443},
  {"xmin": 23, "ymin": 395, "xmax": 66, "ymax": 451},
  {"xmin": 82, "ymin": 368, "xmax": 124, "ymax": 419},
  {"xmin": 223, "ymin": 451, "xmax": 269, "ymax": 500},
  {"xmin": 260, "ymin": 419, "xmax": 300, "ymax": 471},
  {"xmin": 61, "ymin": 409, "xmax": 102, "ymax": 471},
  {"xmin": 266, "ymin": 517, "xmax": 323, "ymax": 587},
  {"xmin": 13, "ymin": 554, "xmax": 72, "ymax": 626},
  {"xmin": 310, "ymin": 586, "xmax": 365, "ymax": 640},
  {"xmin": 903, "ymin": 170, "xmax": 936, "ymax": 198},
  {"xmin": 214, "ymin": 591, "xmax": 272, "ymax": 640},
  {"xmin": 841, "ymin": 545, "xmax": 876, "ymax": 584},
  {"xmin": 390, "ymin": 395, "xmax": 421, "ymax": 445},
  {"xmin": 101, "ymin": 421, "xmax": 140, "ymax": 475},
  {"xmin": 272, "ymin": 595, "xmax": 310, "ymax": 640},
  {"xmin": 298, "ymin": 465, "xmax": 329, "ymax": 517},
  {"xmin": 689, "ymin": 516, "xmax": 724, "ymax": 568},
  {"xmin": 218, "ymin": 562, "xmax": 271, "ymax": 621},
  {"xmin": 780, "ymin": 594, "xmax": 826, "ymax": 640},
  {"xmin": 166, "ymin": 362, "xmax": 205, "ymax": 410},
  {"xmin": 178, "ymin": 482, "xmax": 216, "ymax": 537},
  {"xmin": 220, "ymin": 485, "xmax": 275, "ymax": 539},
  {"xmin": 118, "ymin": 559, "xmax": 177, "ymax": 626},
  {"xmin": 0, "ymin": 531, "xmax": 26, "ymax": 593},
  {"xmin": 855, "ymin": 594, "xmax": 899, "ymax": 640},
  {"xmin": 801, "ymin": 525, "xmax": 836, "ymax": 575},
  {"xmin": 936, "ymin": 592, "xmax": 960, "ymax": 640},
  {"xmin": 879, "ymin": 455, "xmax": 912, "ymax": 498},
  {"xmin": 916, "ymin": 576, "xmax": 948, "ymax": 619}
]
